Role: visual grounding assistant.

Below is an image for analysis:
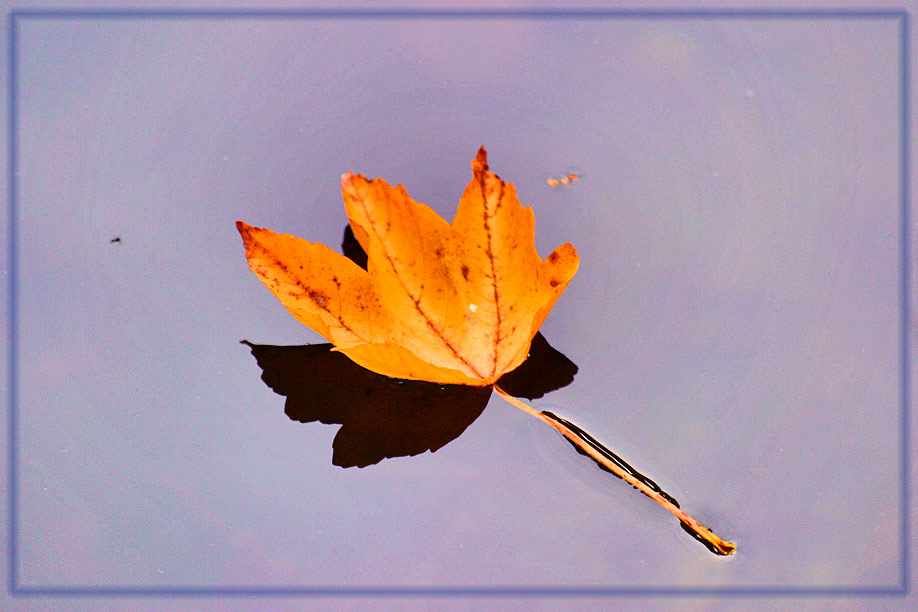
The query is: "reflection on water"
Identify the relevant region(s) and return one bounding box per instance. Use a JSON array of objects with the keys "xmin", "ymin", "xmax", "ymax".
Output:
[
  {"xmin": 242, "ymin": 340, "xmax": 491, "ymax": 467},
  {"xmin": 242, "ymin": 330, "xmax": 575, "ymax": 468},
  {"xmin": 539, "ymin": 410, "xmax": 736, "ymax": 555},
  {"xmin": 242, "ymin": 225, "xmax": 578, "ymax": 467},
  {"xmin": 340, "ymin": 224, "xmax": 367, "ymax": 270}
]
